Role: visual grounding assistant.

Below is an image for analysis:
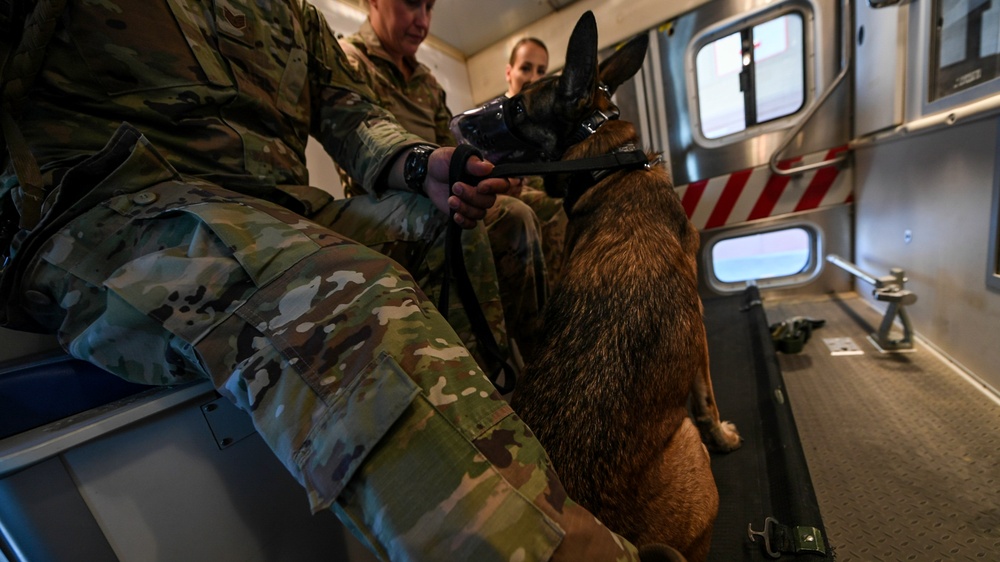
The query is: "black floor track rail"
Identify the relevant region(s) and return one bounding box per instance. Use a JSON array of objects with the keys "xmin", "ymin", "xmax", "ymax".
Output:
[{"xmin": 704, "ymin": 286, "xmax": 829, "ymax": 561}]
